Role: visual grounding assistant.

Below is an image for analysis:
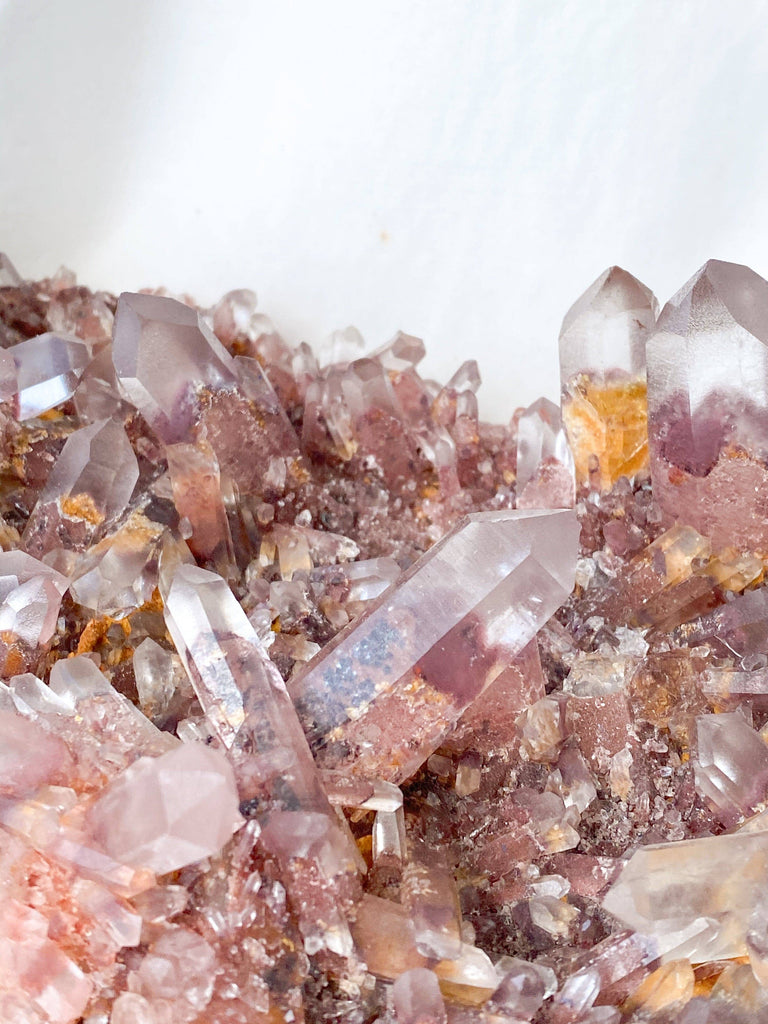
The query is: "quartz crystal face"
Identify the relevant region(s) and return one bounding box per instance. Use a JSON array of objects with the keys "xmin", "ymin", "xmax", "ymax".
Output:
[
  {"xmin": 560, "ymin": 266, "xmax": 658, "ymax": 491},
  {"xmin": 6, "ymin": 255, "xmax": 768, "ymax": 1022},
  {"xmin": 648, "ymin": 259, "xmax": 768, "ymax": 550}
]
